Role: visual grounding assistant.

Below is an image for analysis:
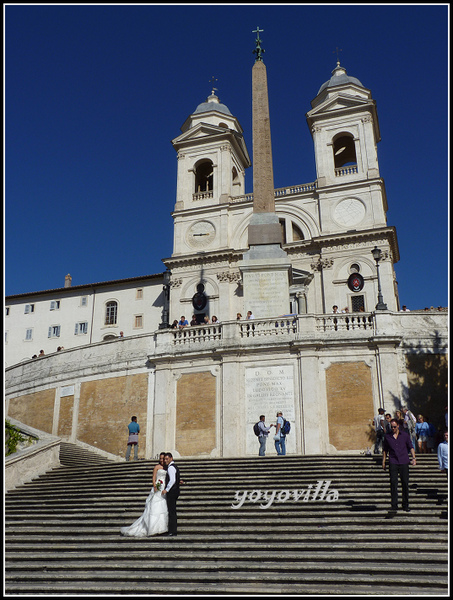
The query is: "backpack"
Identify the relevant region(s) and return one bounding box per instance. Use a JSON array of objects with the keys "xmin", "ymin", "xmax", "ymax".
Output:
[
  {"xmin": 253, "ymin": 422, "xmax": 261, "ymax": 437},
  {"xmin": 281, "ymin": 419, "xmax": 291, "ymax": 435}
]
